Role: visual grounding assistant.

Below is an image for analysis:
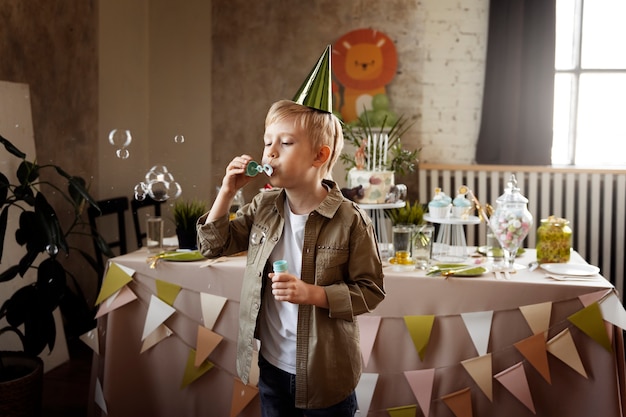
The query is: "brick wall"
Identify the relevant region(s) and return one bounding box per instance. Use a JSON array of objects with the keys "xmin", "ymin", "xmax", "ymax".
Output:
[{"xmin": 212, "ymin": 0, "xmax": 489, "ymax": 200}]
